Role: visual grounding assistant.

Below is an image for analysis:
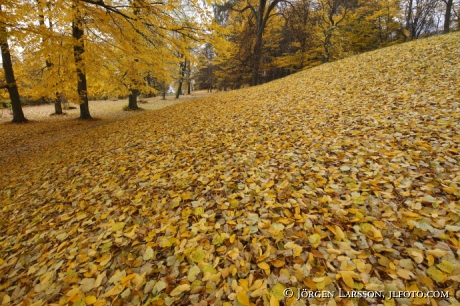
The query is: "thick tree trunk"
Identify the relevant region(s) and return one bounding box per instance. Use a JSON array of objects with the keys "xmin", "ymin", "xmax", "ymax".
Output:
[
  {"xmin": 444, "ymin": 0, "xmax": 453, "ymax": 33},
  {"xmin": 54, "ymin": 92, "xmax": 63, "ymax": 114},
  {"xmin": 175, "ymin": 59, "xmax": 186, "ymax": 99},
  {"xmin": 251, "ymin": 32, "xmax": 263, "ymax": 87},
  {"xmin": 128, "ymin": 89, "xmax": 139, "ymax": 110},
  {"xmin": 175, "ymin": 81, "xmax": 183, "ymax": 99},
  {"xmin": 72, "ymin": 14, "xmax": 91, "ymax": 119},
  {"xmin": 0, "ymin": 12, "xmax": 27, "ymax": 123}
]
